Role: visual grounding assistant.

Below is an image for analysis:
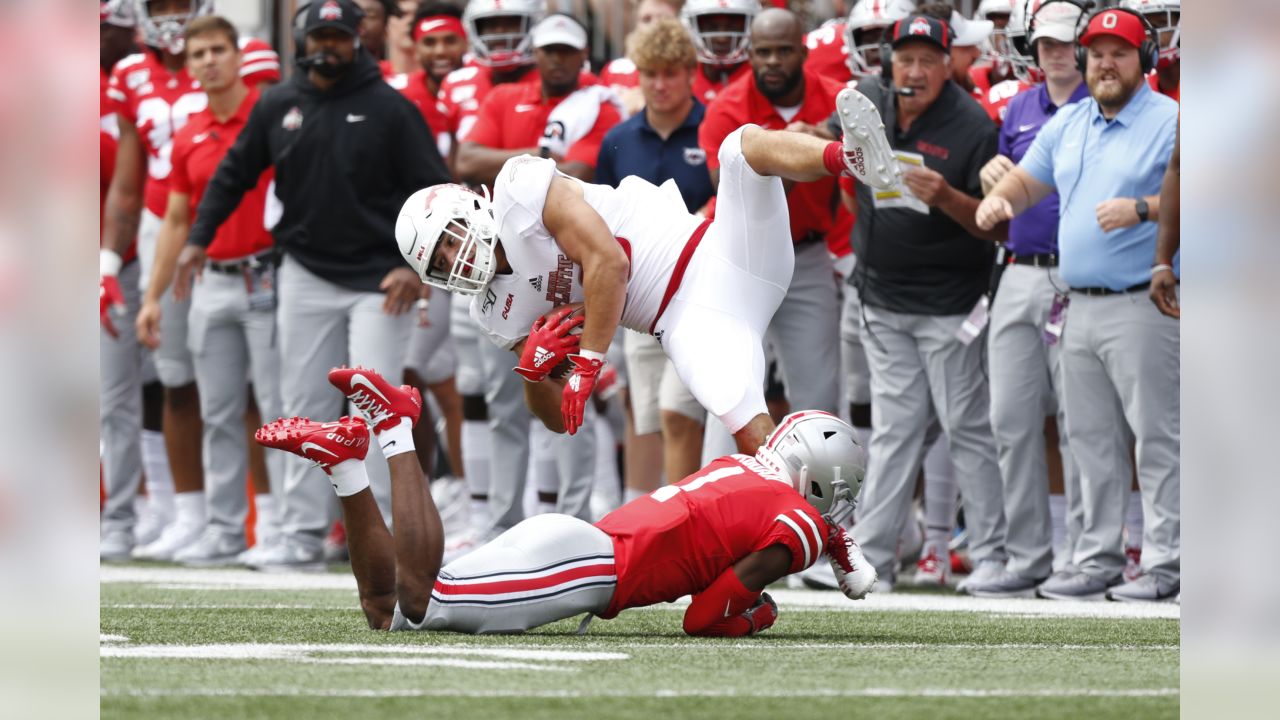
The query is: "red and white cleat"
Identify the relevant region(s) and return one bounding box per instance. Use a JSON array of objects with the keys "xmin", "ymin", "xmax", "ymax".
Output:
[
  {"xmin": 255, "ymin": 416, "xmax": 370, "ymax": 474},
  {"xmin": 912, "ymin": 547, "xmax": 951, "ymax": 587},
  {"xmin": 327, "ymin": 366, "xmax": 423, "ymax": 432}
]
